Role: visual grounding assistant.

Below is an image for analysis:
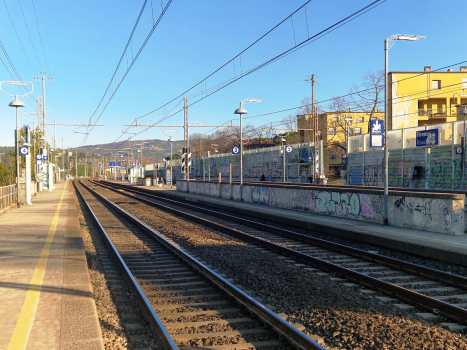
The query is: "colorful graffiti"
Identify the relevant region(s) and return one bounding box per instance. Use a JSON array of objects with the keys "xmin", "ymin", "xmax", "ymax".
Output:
[
  {"xmin": 310, "ymin": 191, "xmax": 376, "ymax": 219},
  {"xmin": 251, "ymin": 186, "xmax": 274, "ymax": 205}
]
